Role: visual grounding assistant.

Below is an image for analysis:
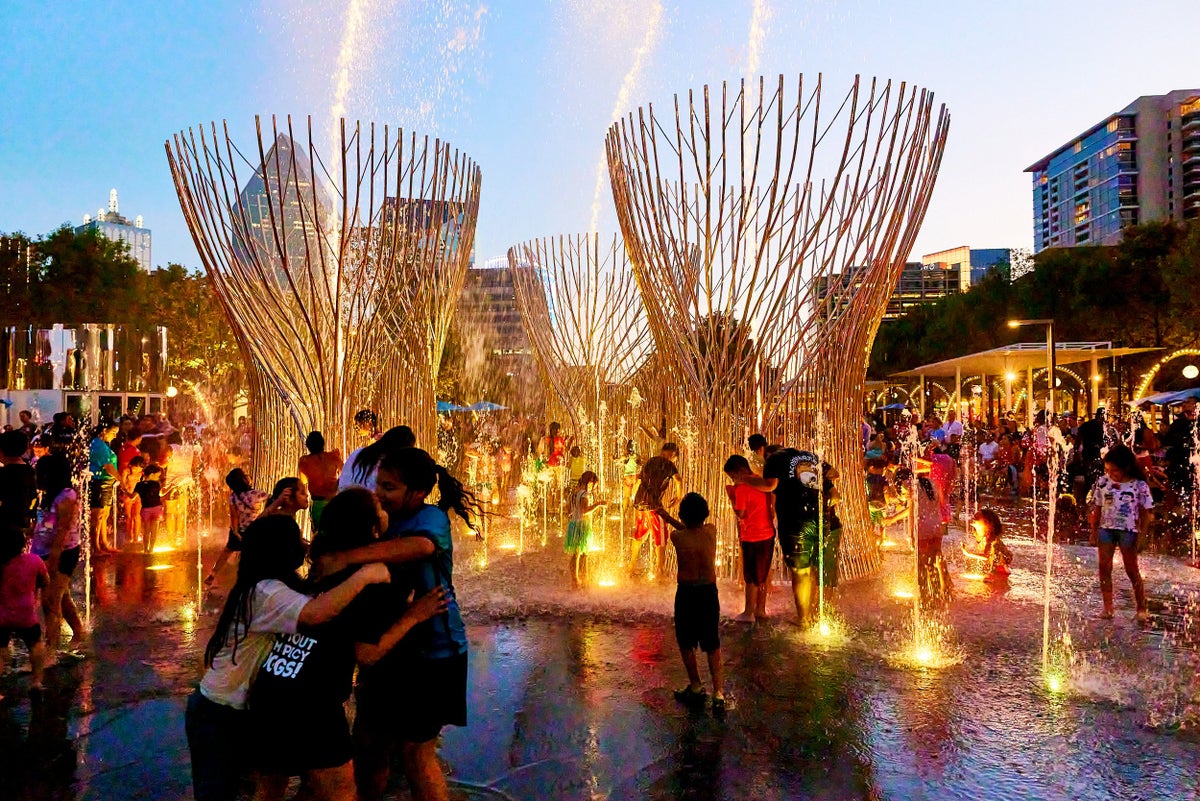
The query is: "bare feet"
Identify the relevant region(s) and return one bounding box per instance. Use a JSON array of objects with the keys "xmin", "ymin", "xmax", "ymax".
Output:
[
  {"xmin": 1135, "ymin": 610, "xmax": 1149, "ymax": 623},
  {"xmin": 733, "ymin": 612, "xmax": 756, "ymax": 623},
  {"xmin": 1099, "ymin": 609, "xmax": 1114, "ymax": 620}
]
